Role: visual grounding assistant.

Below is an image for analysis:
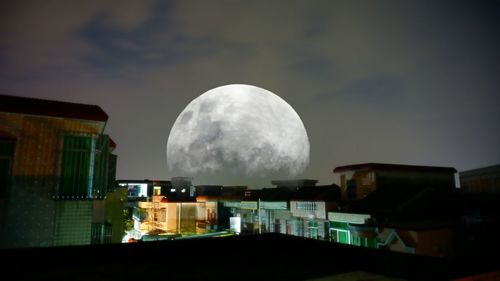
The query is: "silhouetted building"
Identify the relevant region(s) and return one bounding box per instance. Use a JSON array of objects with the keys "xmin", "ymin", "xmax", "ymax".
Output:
[
  {"xmin": 0, "ymin": 94, "xmax": 117, "ymax": 248},
  {"xmin": 271, "ymin": 179, "xmax": 318, "ymax": 190},
  {"xmin": 171, "ymin": 176, "xmax": 195, "ymax": 197},
  {"xmin": 329, "ymin": 162, "xmax": 461, "ymax": 257},
  {"xmin": 460, "ymin": 164, "xmax": 500, "ymax": 194},
  {"xmin": 195, "ymin": 185, "xmax": 223, "ymax": 196},
  {"xmin": 334, "ymin": 163, "xmax": 457, "ymax": 200}
]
